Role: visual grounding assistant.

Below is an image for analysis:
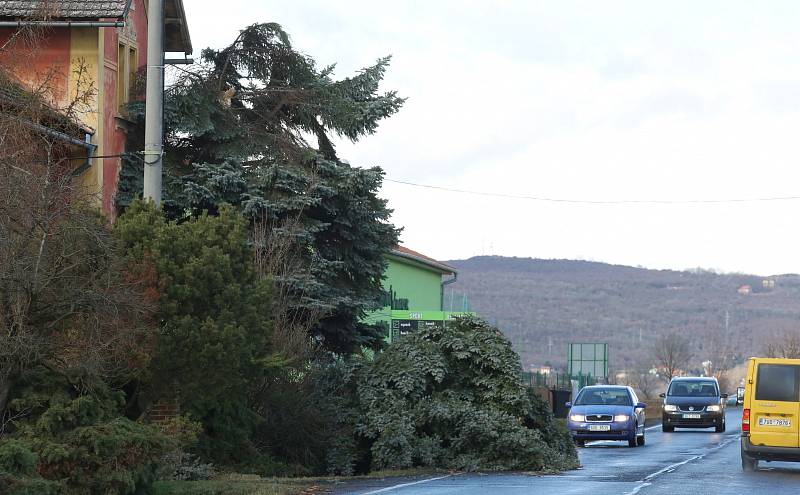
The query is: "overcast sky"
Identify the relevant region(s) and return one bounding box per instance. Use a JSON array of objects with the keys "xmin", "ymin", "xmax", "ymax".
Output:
[{"xmin": 187, "ymin": 1, "xmax": 800, "ymax": 275}]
